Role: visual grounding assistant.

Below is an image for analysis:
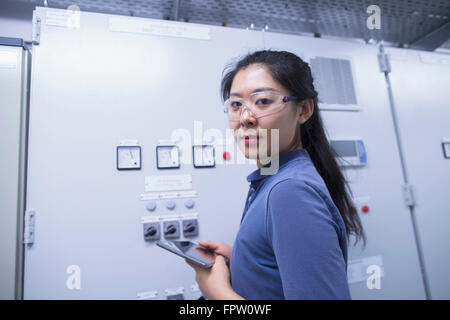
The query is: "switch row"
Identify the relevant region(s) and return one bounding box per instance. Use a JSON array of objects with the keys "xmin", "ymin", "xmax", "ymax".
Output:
[{"xmin": 143, "ymin": 219, "xmax": 199, "ymax": 241}]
